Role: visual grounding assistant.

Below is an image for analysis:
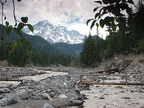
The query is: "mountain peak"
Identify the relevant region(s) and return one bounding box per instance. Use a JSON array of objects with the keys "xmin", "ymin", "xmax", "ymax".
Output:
[
  {"xmin": 23, "ymin": 20, "xmax": 85, "ymax": 44},
  {"xmin": 38, "ymin": 20, "xmax": 50, "ymax": 24},
  {"xmin": 35, "ymin": 20, "xmax": 52, "ymax": 26}
]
